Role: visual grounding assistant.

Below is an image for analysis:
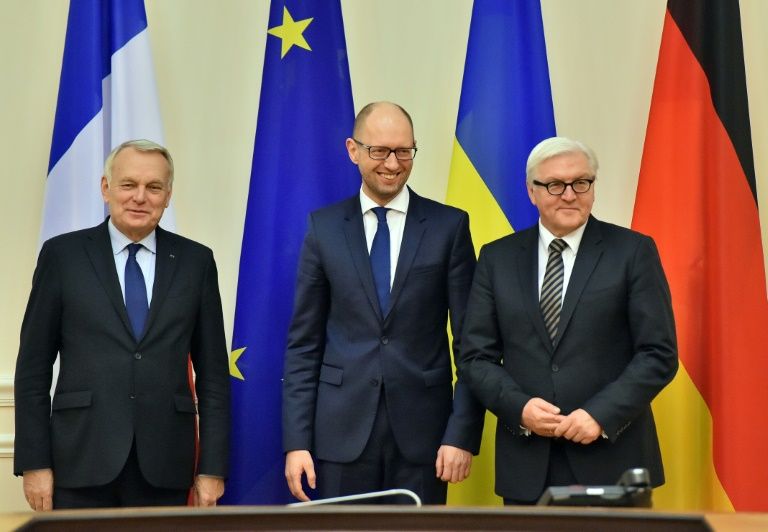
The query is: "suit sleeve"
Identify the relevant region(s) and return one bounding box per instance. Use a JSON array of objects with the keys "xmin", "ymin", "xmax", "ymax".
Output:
[
  {"xmin": 458, "ymin": 245, "xmax": 533, "ymax": 431},
  {"xmin": 282, "ymin": 215, "xmax": 329, "ymax": 452},
  {"xmin": 581, "ymin": 236, "xmax": 678, "ymax": 440},
  {"xmin": 440, "ymin": 212, "xmax": 486, "ymax": 453},
  {"xmin": 190, "ymin": 250, "xmax": 231, "ymax": 477},
  {"xmin": 14, "ymin": 241, "xmax": 62, "ymax": 475}
]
